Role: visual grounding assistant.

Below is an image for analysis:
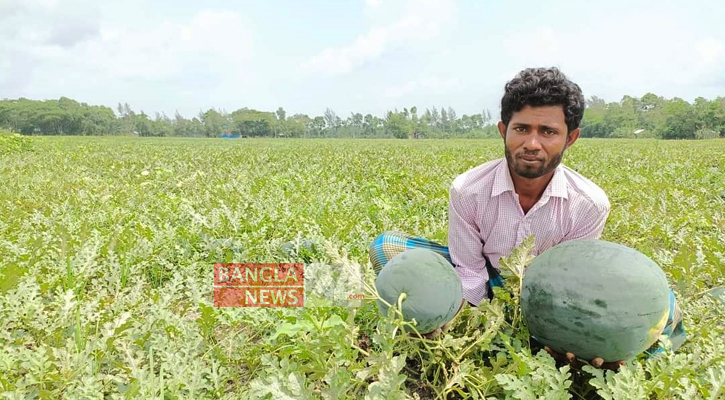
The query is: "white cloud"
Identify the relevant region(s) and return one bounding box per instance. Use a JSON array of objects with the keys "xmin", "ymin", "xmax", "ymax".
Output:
[
  {"xmin": 80, "ymin": 10, "xmax": 253, "ymax": 81},
  {"xmin": 697, "ymin": 39, "xmax": 723, "ymax": 64},
  {"xmin": 0, "ymin": 0, "xmax": 100, "ymax": 48},
  {"xmin": 365, "ymin": 0, "xmax": 384, "ymax": 8},
  {"xmin": 0, "ymin": 5, "xmax": 254, "ymax": 113},
  {"xmin": 73, "ymin": 10, "xmax": 252, "ymax": 80},
  {"xmin": 2, "ymin": 1, "xmax": 723, "ymax": 119},
  {"xmin": 501, "ymin": 27, "xmax": 564, "ymax": 70},
  {"xmin": 420, "ymin": 76, "xmax": 460, "ymax": 91},
  {"xmin": 300, "ymin": 0, "xmax": 455, "ymax": 75},
  {"xmin": 497, "ymin": 17, "xmax": 725, "ymax": 102},
  {"xmin": 385, "ymin": 81, "xmax": 418, "ymax": 98},
  {"xmin": 384, "ymin": 75, "xmax": 460, "ymax": 97}
]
